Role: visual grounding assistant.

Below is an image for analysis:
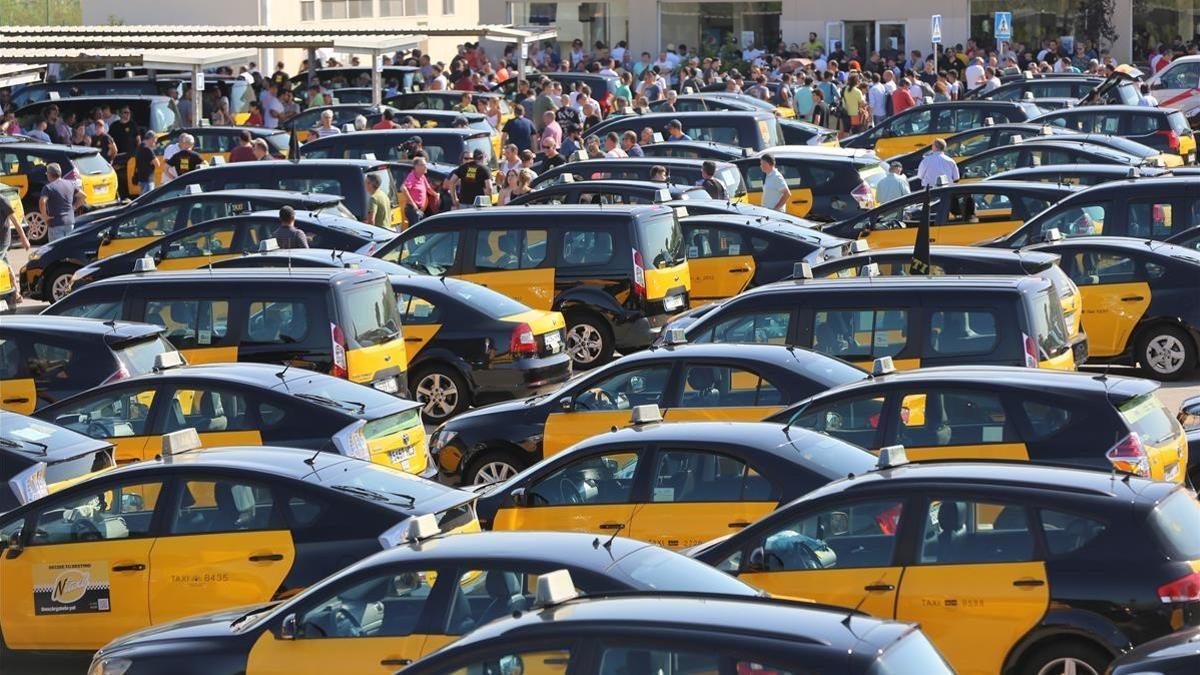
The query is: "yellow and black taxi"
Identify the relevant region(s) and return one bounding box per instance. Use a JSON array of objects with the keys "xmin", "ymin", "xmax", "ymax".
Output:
[
  {"xmin": 391, "ymin": 109, "xmax": 500, "ymax": 157},
  {"xmin": 300, "ymin": 128, "xmax": 495, "ymax": 169},
  {"xmin": 0, "ymin": 440, "xmax": 478, "ymax": 655},
  {"xmin": 988, "ymin": 163, "xmax": 1163, "ymax": 187},
  {"xmin": 1166, "ymin": 223, "xmax": 1200, "ymax": 252},
  {"xmin": 33, "ymin": 359, "xmax": 434, "ymax": 475},
  {"xmin": 429, "ymin": 342, "xmax": 868, "ymax": 485},
  {"xmin": 281, "ymin": 104, "xmax": 399, "ymax": 143},
  {"xmin": 476, "ymin": 416, "xmax": 875, "ymax": 547},
  {"xmin": 734, "ymin": 147, "xmax": 887, "ymax": 221},
  {"xmin": 842, "ymin": 100, "xmax": 1041, "ymax": 157},
  {"xmin": 377, "ymin": 204, "xmax": 689, "ymax": 370},
  {"xmin": 213, "ymin": 250, "xmax": 573, "ymax": 423},
  {"xmin": 822, "ymin": 180, "xmax": 1075, "ymax": 247},
  {"xmin": 87, "ymin": 530, "xmax": 760, "ymax": 675},
  {"xmin": 13, "ymin": 95, "xmax": 179, "ymax": 145},
  {"xmin": 1029, "ymin": 237, "xmax": 1200, "ymax": 380},
  {"xmin": 638, "ymin": 139, "xmax": 749, "ymax": 162},
  {"xmin": 0, "ymin": 142, "xmax": 120, "ymax": 243},
  {"xmin": 674, "ymin": 274, "xmax": 1076, "ymax": 371},
  {"xmin": 386, "ymin": 90, "xmax": 512, "ymax": 122},
  {"xmin": 43, "ymin": 268, "xmax": 409, "ymax": 394},
  {"xmin": 21, "ymin": 190, "xmax": 350, "ymax": 302},
  {"xmin": 767, "ymin": 365, "xmax": 1187, "ymax": 482},
  {"xmin": 124, "ymin": 126, "xmax": 290, "ymax": 195},
  {"xmin": 508, "ymin": 179, "xmax": 710, "ymax": 206},
  {"xmin": 963, "ymin": 74, "xmax": 1107, "ymax": 101},
  {"xmin": 0, "ymin": 315, "xmax": 179, "ymax": 413},
  {"xmin": 955, "ymin": 139, "xmax": 1149, "ymax": 182},
  {"xmin": 993, "ymin": 176, "xmax": 1200, "ymax": 247},
  {"xmin": 0, "ymin": 411, "xmax": 115, "ymax": 512},
  {"xmin": 649, "ymin": 92, "xmax": 794, "ymax": 119},
  {"xmin": 1035, "ymin": 105, "xmax": 1198, "ymax": 164},
  {"xmin": 400, "ymin": 587, "xmax": 951, "ymax": 675},
  {"xmin": 586, "ymin": 110, "xmax": 781, "ymax": 152},
  {"xmin": 886, "ymin": 122, "xmax": 1078, "ymax": 173},
  {"xmin": 532, "ymin": 156, "xmax": 748, "ymax": 203},
  {"xmin": 1052, "ymin": 132, "xmax": 1185, "ymax": 168},
  {"xmin": 292, "ymin": 66, "xmax": 422, "ymax": 96},
  {"xmin": 692, "ymin": 455, "xmax": 1200, "ymax": 675},
  {"xmin": 69, "ymin": 210, "xmax": 395, "ymax": 290}
]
